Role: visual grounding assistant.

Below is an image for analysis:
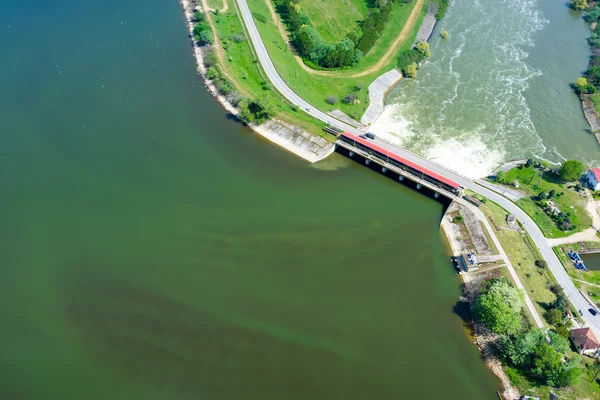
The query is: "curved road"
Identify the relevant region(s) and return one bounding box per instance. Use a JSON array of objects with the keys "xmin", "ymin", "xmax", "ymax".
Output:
[{"xmin": 235, "ymin": 0, "xmax": 600, "ymax": 336}]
